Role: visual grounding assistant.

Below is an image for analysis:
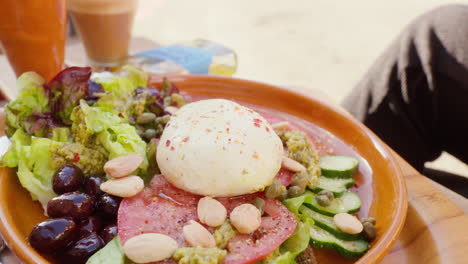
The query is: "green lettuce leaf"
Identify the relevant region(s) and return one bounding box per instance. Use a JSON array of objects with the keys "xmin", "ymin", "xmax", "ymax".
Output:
[
  {"xmin": 2, "ymin": 129, "xmax": 31, "ymax": 168},
  {"xmin": 21, "ymin": 137, "xmax": 62, "ymax": 208},
  {"xmin": 93, "ymin": 66, "xmax": 147, "ymax": 98},
  {"xmin": 5, "ymin": 72, "xmax": 48, "ymax": 135},
  {"xmin": 3, "ymin": 129, "xmax": 61, "ymax": 209},
  {"xmin": 283, "ymin": 193, "xmax": 314, "ymax": 217},
  {"xmin": 256, "ymin": 220, "xmax": 312, "ymax": 264},
  {"xmin": 97, "ymin": 123, "xmax": 148, "ymax": 173},
  {"xmin": 51, "ymin": 127, "xmax": 72, "ymax": 142},
  {"xmin": 93, "ymin": 66, "xmax": 148, "ymax": 118},
  {"xmin": 86, "ymin": 237, "xmax": 125, "ymax": 264},
  {"xmin": 255, "ymin": 194, "xmax": 316, "ymax": 264}
]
